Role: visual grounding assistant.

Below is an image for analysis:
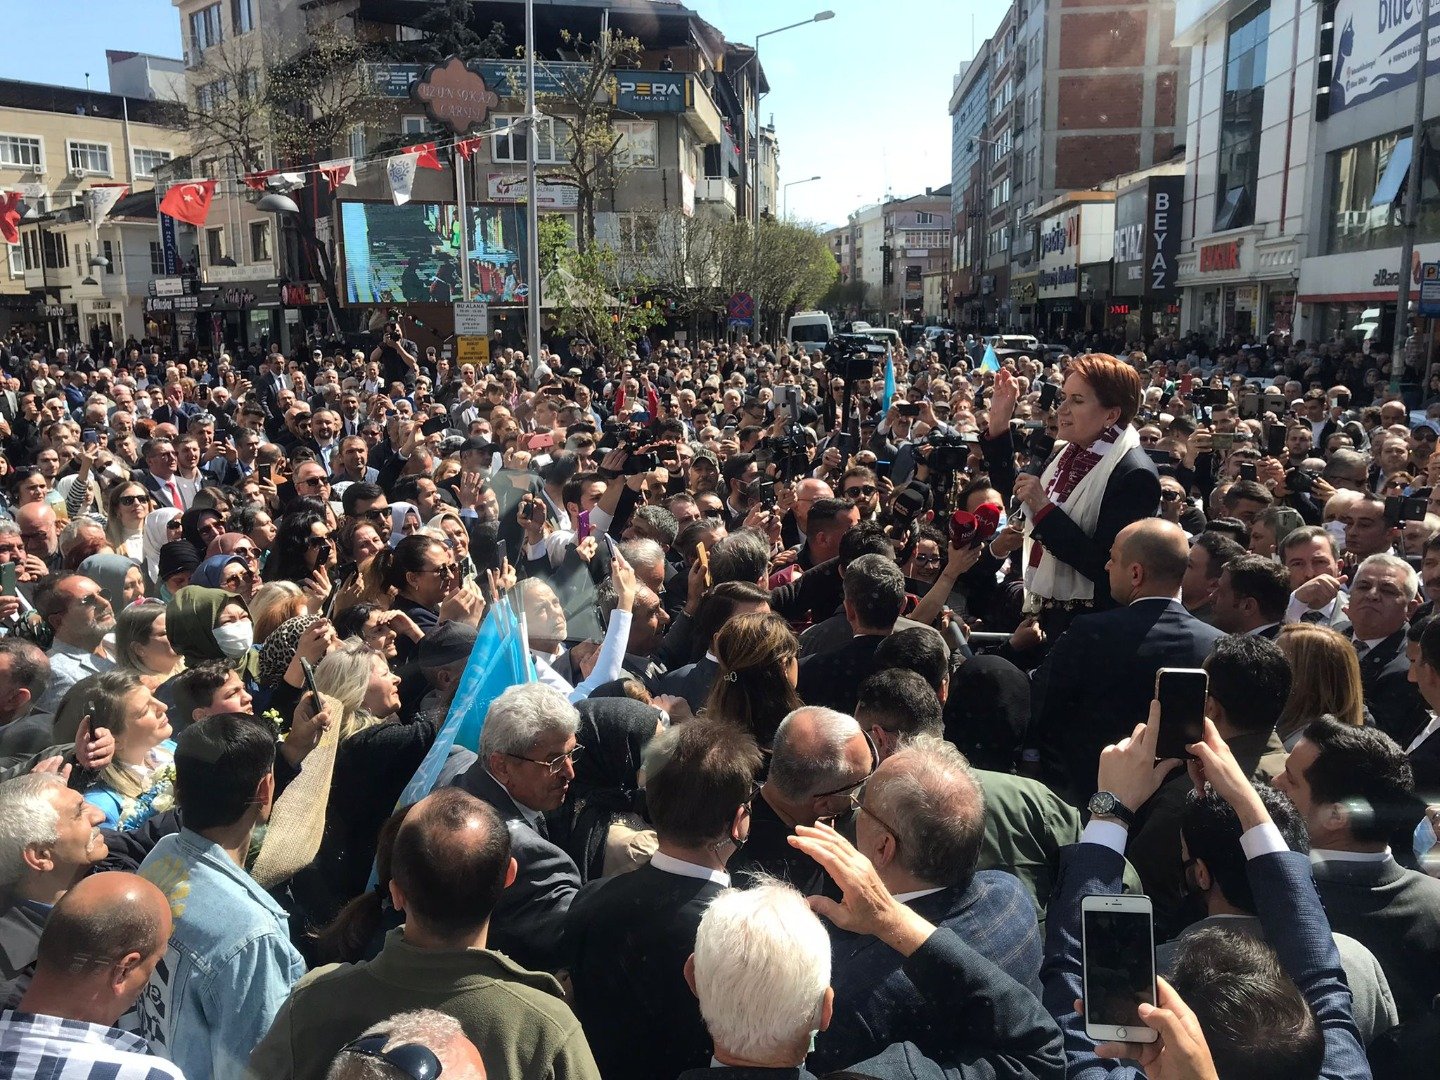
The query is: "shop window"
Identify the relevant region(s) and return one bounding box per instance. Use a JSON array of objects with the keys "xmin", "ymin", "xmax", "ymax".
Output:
[{"xmin": 1214, "ymin": 2, "xmax": 1269, "ymax": 231}]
